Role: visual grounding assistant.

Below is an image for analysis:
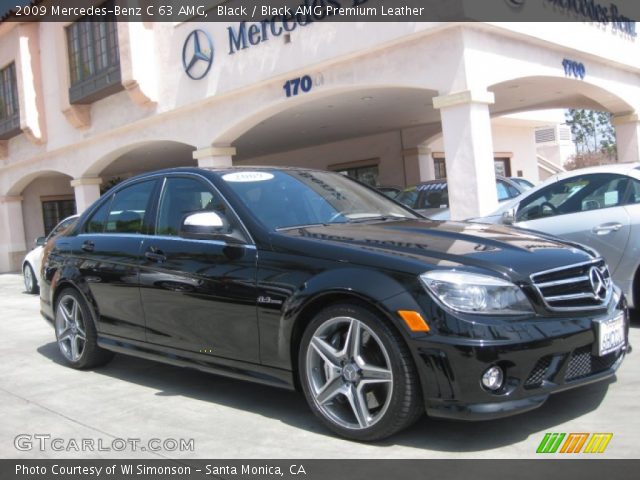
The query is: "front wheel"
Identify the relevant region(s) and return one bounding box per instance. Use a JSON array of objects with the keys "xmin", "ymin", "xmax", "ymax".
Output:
[
  {"xmin": 299, "ymin": 303, "xmax": 423, "ymax": 441},
  {"xmin": 54, "ymin": 288, "xmax": 114, "ymax": 369}
]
